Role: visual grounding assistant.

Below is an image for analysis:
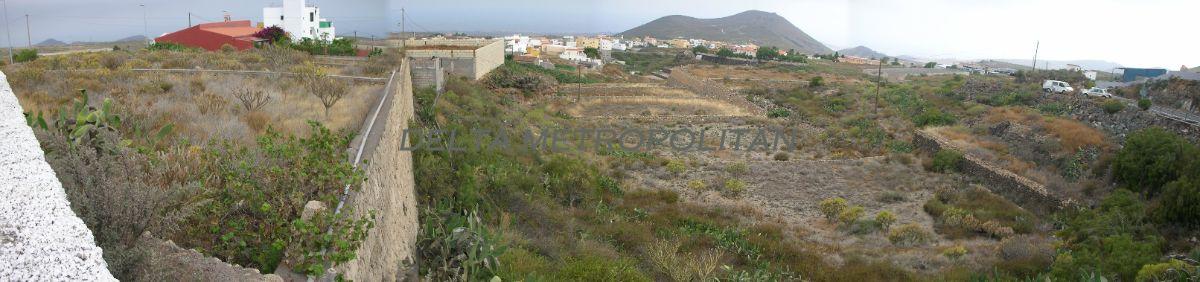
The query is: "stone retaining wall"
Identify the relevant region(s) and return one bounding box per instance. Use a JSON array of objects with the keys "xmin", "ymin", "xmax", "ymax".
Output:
[
  {"xmin": 913, "ymin": 130, "xmax": 1071, "ymax": 215},
  {"xmin": 331, "ymin": 61, "xmax": 419, "ymax": 281}
]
